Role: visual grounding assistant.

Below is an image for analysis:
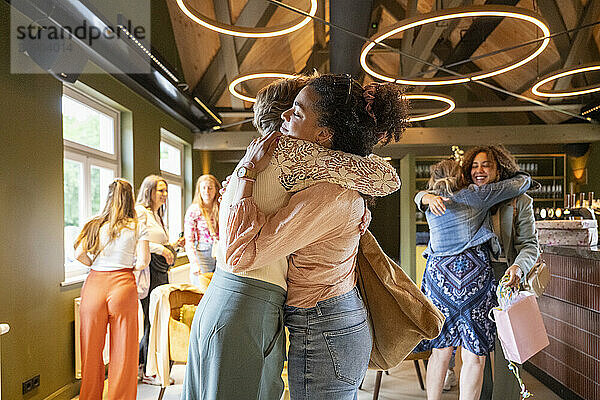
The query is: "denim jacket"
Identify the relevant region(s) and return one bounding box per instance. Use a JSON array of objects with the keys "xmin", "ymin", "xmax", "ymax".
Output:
[{"xmin": 415, "ymin": 173, "xmax": 531, "ymax": 257}]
